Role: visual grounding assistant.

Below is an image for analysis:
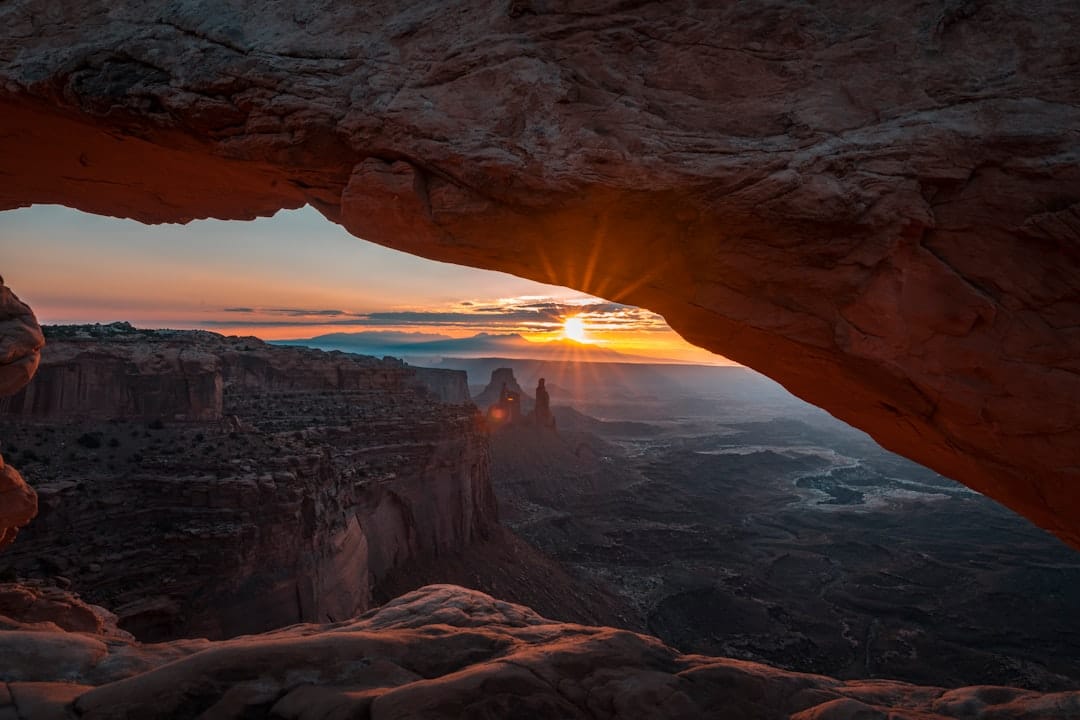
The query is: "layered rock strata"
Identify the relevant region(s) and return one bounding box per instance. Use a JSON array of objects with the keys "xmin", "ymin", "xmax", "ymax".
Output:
[
  {"xmin": 0, "ymin": 323, "xmax": 472, "ymax": 421},
  {"xmin": 0, "ymin": 455, "xmax": 36, "ymax": 552},
  {"xmin": 0, "ymin": 325, "xmax": 495, "ymax": 640},
  {"xmin": 0, "ymin": 1, "xmax": 1078, "ymax": 547},
  {"xmin": 0, "ymin": 323, "xmax": 224, "ymax": 422},
  {"xmin": 2, "ymin": 584, "xmax": 1078, "ymax": 720}
]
